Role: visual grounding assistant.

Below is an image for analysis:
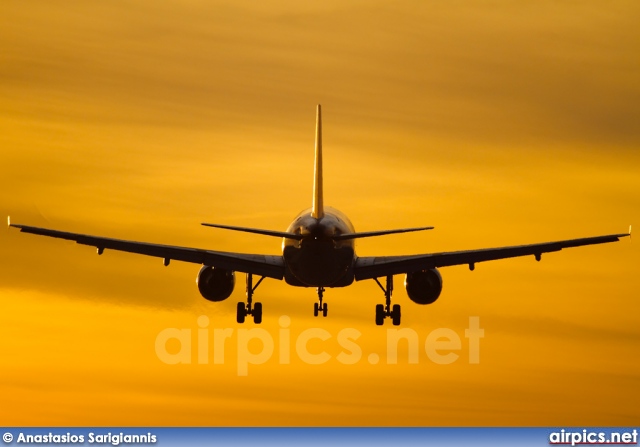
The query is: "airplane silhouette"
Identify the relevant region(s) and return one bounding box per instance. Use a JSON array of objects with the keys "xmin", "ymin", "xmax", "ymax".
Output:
[{"xmin": 8, "ymin": 105, "xmax": 630, "ymax": 325}]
